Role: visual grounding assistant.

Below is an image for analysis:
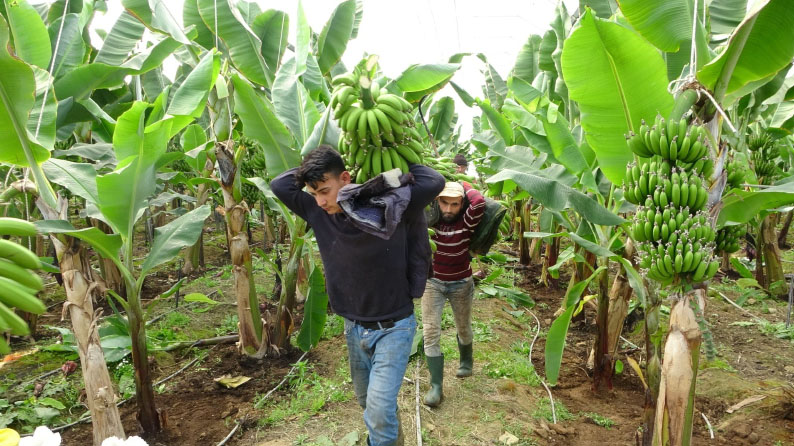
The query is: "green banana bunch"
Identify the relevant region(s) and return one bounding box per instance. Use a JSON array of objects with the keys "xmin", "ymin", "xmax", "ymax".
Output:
[
  {"xmin": 424, "ymin": 156, "xmax": 468, "ymax": 182},
  {"xmin": 715, "ymin": 224, "xmax": 745, "ymax": 254},
  {"xmin": 636, "ymin": 215, "xmax": 719, "ymax": 285},
  {"xmin": 751, "ymin": 150, "xmax": 779, "ymax": 178},
  {"xmin": 625, "ymin": 113, "xmax": 720, "ymax": 285},
  {"xmin": 0, "ymin": 218, "xmax": 46, "ymax": 354},
  {"xmin": 725, "ymin": 160, "xmax": 747, "ymax": 190},
  {"xmin": 331, "ymin": 69, "xmax": 429, "ymax": 183},
  {"xmin": 627, "ymin": 116, "xmax": 710, "ymax": 164},
  {"xmin": 623, "ymin": 163, "xmax": 708, "ymax": 211},
  {"xmin": 428, "ymin": 227, "xmax": 437, "ymax": 253}
]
